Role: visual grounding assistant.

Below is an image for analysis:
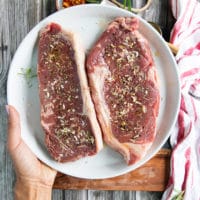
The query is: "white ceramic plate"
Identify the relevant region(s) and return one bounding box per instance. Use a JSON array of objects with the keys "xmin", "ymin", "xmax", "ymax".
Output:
[{"xmin": 7, "ymin": 4, "xmax": 180, "ymax": 179}]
